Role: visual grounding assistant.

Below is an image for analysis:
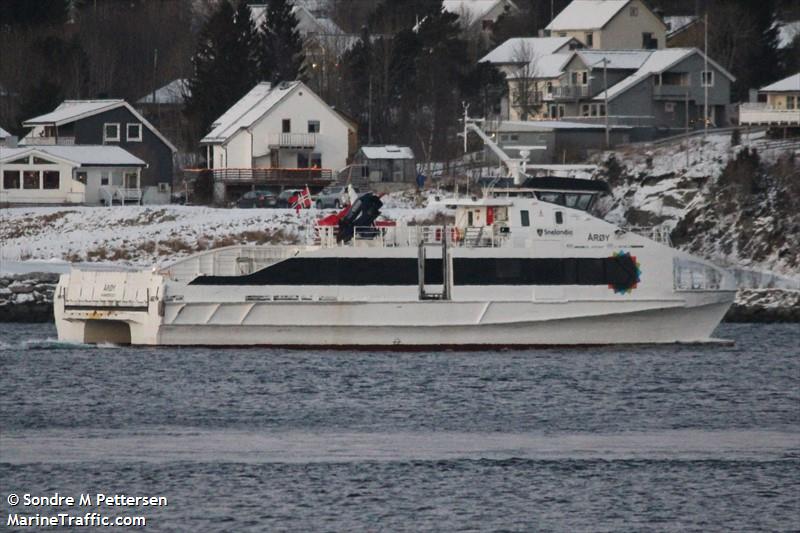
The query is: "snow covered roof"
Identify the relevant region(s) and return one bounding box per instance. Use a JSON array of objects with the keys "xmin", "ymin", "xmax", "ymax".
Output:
[
  {"xmin": 760, "ymin": 73, "xmax": 800, "ymax": 92},
  {"xmin": 546, "ymin": 0, "xmax": 630, "ymax": 31},
  {"xmin": 507, "ymin": 53, "xmax": 572, "ymax": 79},
  {"xmin": 443, "ymin": 0, "xmax": 519, "ymax": 23},
  {"xmin": 0, "ymin": 126, "xmax": 9, "ymax": 139},
  {"xmin": 594, "ymin": 48, "xmax": 735, "ymax": 102},
  {"xmin": 359, "ymin": 145, "xmax": 415, "ymax": 160},
  {"xmin": 23, "ymin": 100, "xmax": 124, "ymax": 126},
  {"xmin": 664, "ymin": 15, "xmax": 699, "ymax": 37},
  {"xmin": 22, "ymin": 99, "xmax": 177, "ymax": 152},
  {"xmin": 574, "ymin": 50, "xmax": 650, "ymax": 70},
  {"xmin": 0, "ymin": 145, "xmax": 146, "ymax": 167},
  {"xmin": 137, "ymin": 79, "xmax": 190, "ymax": 105},
  {"xmin": 202, "ymin": 81, "xmax": 348, "ymax": 145},
  {"xmin": 480, "ymin": 37, "xmax": 576, "ymax": 64},
  {"xmin": 251, "ymin": 4, "xmax": 344, "ymax": 36}
]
